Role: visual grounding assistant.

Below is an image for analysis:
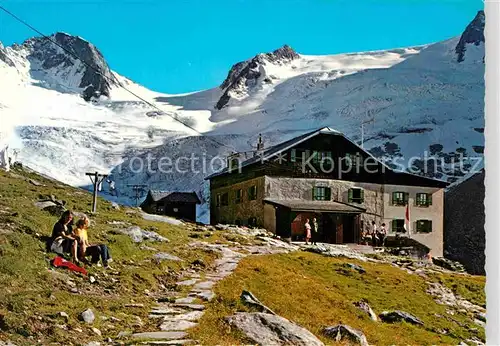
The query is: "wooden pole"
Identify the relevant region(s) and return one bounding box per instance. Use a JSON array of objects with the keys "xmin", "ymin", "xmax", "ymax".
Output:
[
  {"xmin": 86, "ymin": 171, "xmax": 108, "ymax": 213},
  {"xmin": 92, "ymin": 172, "xmax": 98, "ymax": 213}
]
